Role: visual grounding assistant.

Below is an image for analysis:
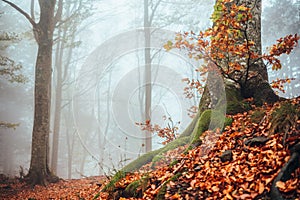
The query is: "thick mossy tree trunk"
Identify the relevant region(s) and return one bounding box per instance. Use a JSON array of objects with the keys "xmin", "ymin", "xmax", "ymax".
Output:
[{"xmin": 102, "ymin": 0, "xmax": 279, "ymax": 193}]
